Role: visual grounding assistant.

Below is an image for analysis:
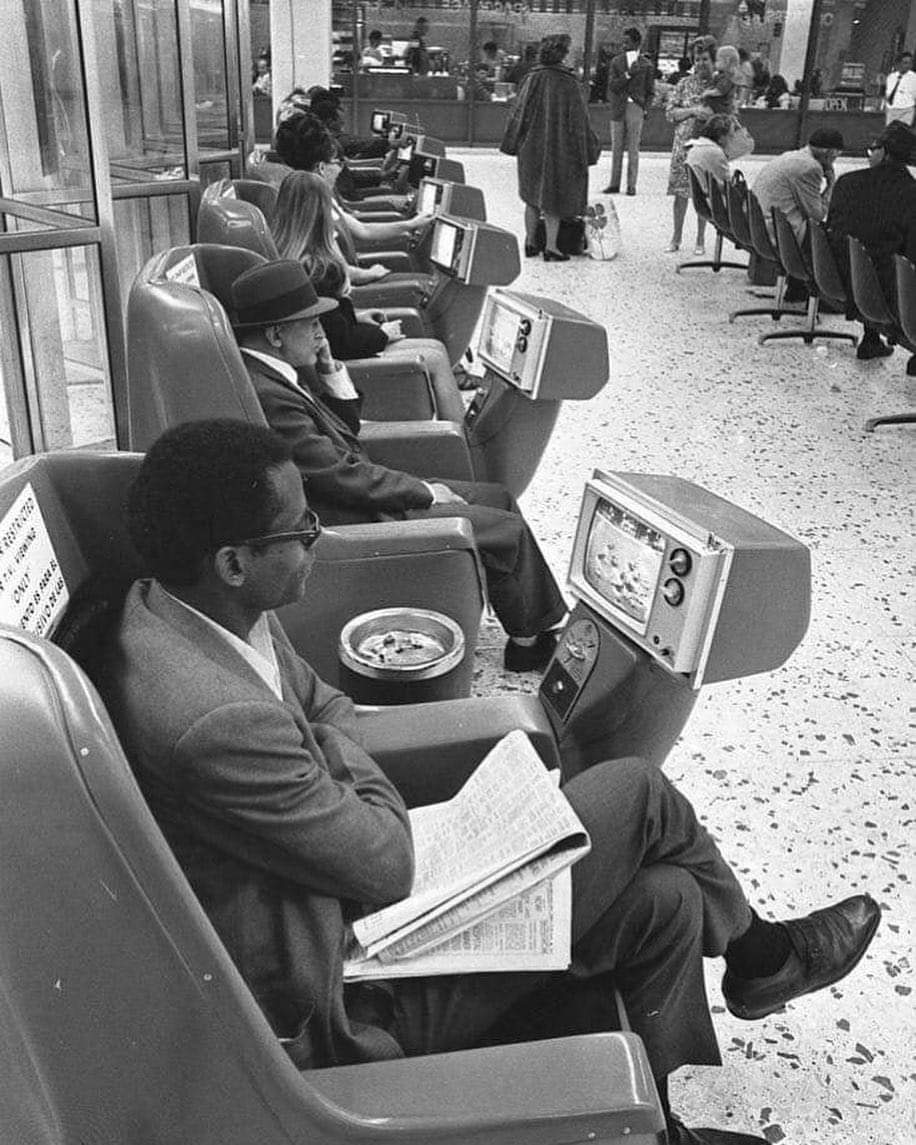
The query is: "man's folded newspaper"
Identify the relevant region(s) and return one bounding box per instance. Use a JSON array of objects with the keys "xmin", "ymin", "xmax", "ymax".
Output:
[{"xmin": 344, "ymin": 730, "xmax": 590, "ymax": 980}]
